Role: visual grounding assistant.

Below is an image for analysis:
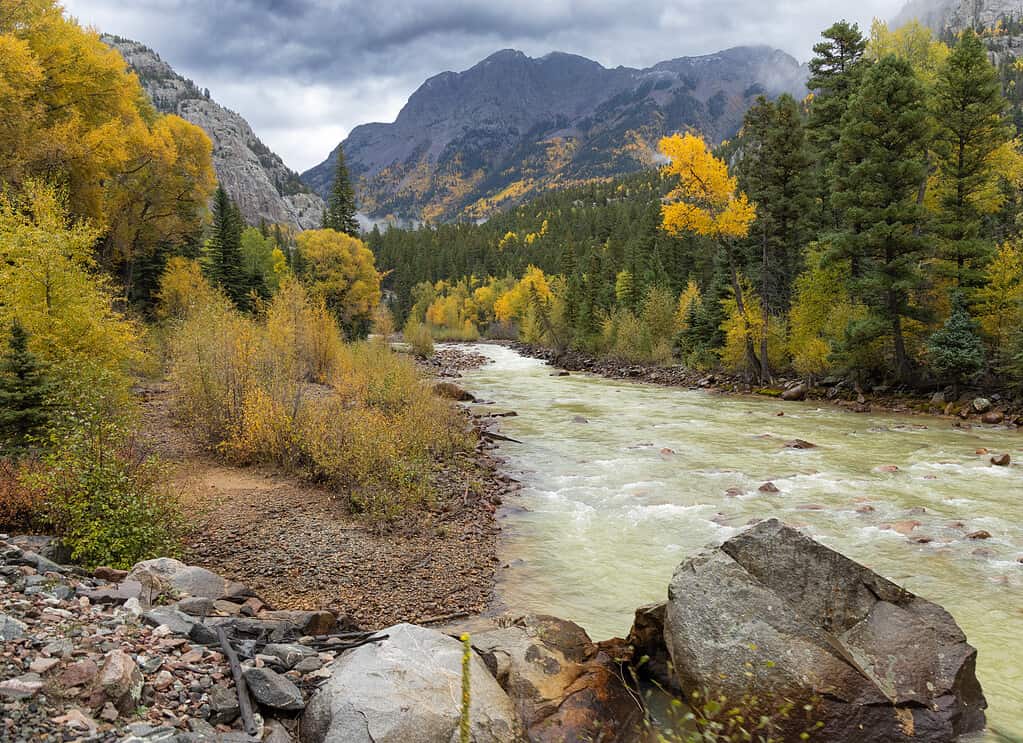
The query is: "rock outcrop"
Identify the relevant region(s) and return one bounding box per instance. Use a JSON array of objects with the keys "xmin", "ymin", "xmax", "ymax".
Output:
[
  {"xmin": 301, "ymin": 622, "xmax": 525, "ymax": 743},
  {"xmin": 663, "ymin": 519, "xmax": 986, "ymax": 742},
  {"xmin": 471, "ymin": 615, "xmax": 643, "ymax": 742},
  {"xmin": 302, "ymin": 47, "xmax": 807, "ymax": 223},
  {"xmin": 103, "ymin": 35, "xmax": 324, "ymax": 230}
]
